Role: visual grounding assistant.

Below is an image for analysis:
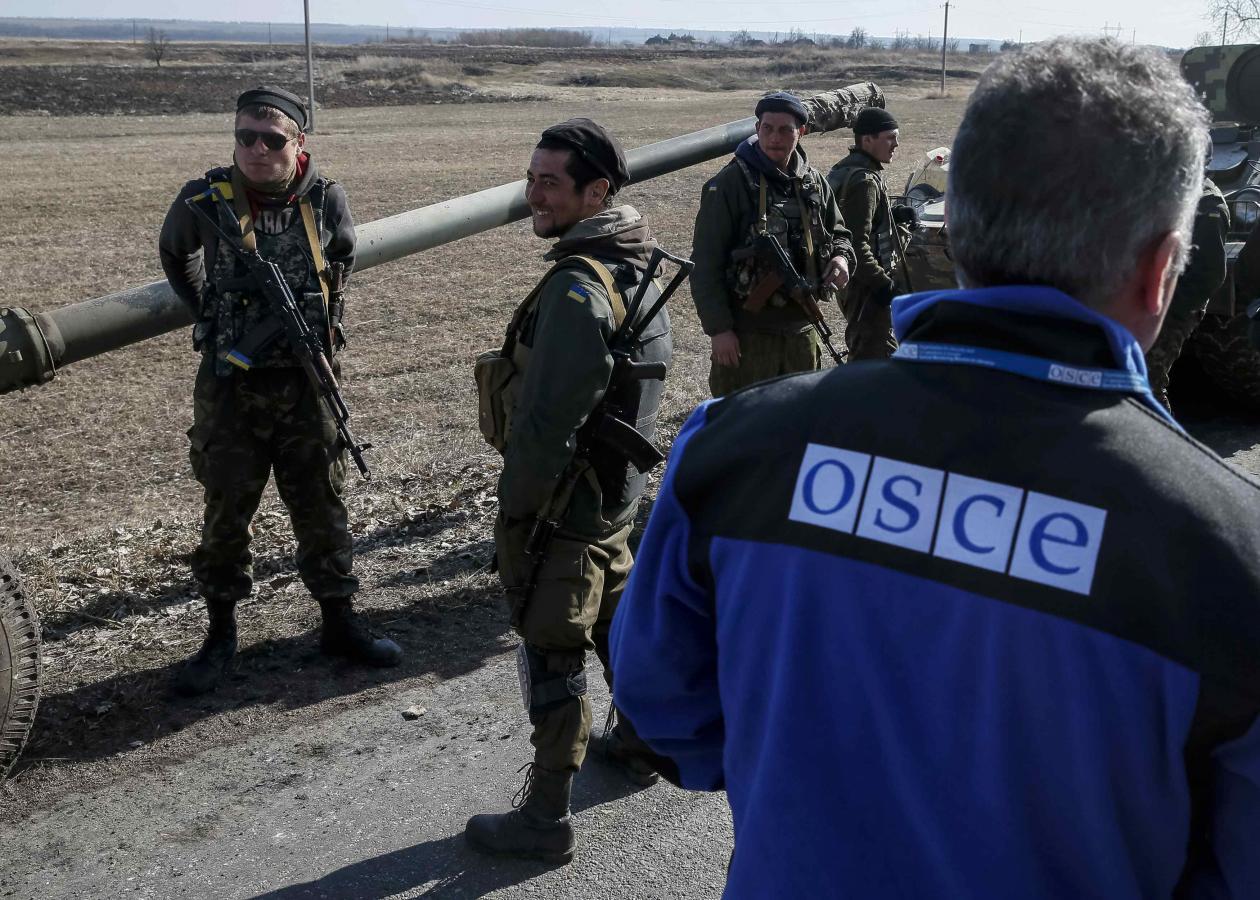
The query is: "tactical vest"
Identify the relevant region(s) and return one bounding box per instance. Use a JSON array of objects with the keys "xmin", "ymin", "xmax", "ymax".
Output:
[
  {"xmin": 475, "ymin": 254, "xmax": 670, "ymax": 517},
  {"xmin": 727, "ymin": 157, "xmax": 833, "ymax": 308},
  {"xmin": 832, "ymin": 163, "xmax": 895, "ymax": 273},
  {"xmin": 198, "ymin": 167, "xmax": 333, "ymax": 376}
]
